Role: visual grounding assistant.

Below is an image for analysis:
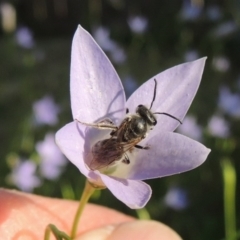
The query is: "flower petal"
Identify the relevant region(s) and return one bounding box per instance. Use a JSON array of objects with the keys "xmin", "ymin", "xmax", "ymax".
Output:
[
  {"xmin": 100, "ymin": 174, "xmax": 152, "ymax": 209},
  {"xmin": 126, "ymin": 58, "xmax": 206, "ymax": 131},
  {"xmin": 55, "ymin": 121, "xmax": 90, "ymax": 177},
  {"xmin": 128, "ymin": 131, "xmax": 210, "ymax": 180},
  {"xmin": 70, "ymin": 25, "xmax": 126, "ymax": 124}
]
